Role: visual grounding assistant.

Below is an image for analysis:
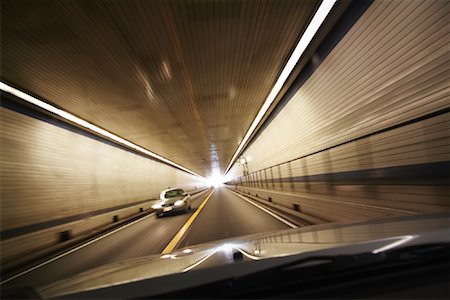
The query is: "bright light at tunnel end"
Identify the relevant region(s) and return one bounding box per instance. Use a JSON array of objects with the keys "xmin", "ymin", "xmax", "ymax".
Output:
[
  {"xmin": 0, "ymin": 82, "xmax": 205, "ymax": 180},
  {"xmin": 224, "ymin": 0, "xmax": 337, "ymax": 175},
  {"xmin": 206, "ymin": 175, "xmax": 225, "ymax": 188}
]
